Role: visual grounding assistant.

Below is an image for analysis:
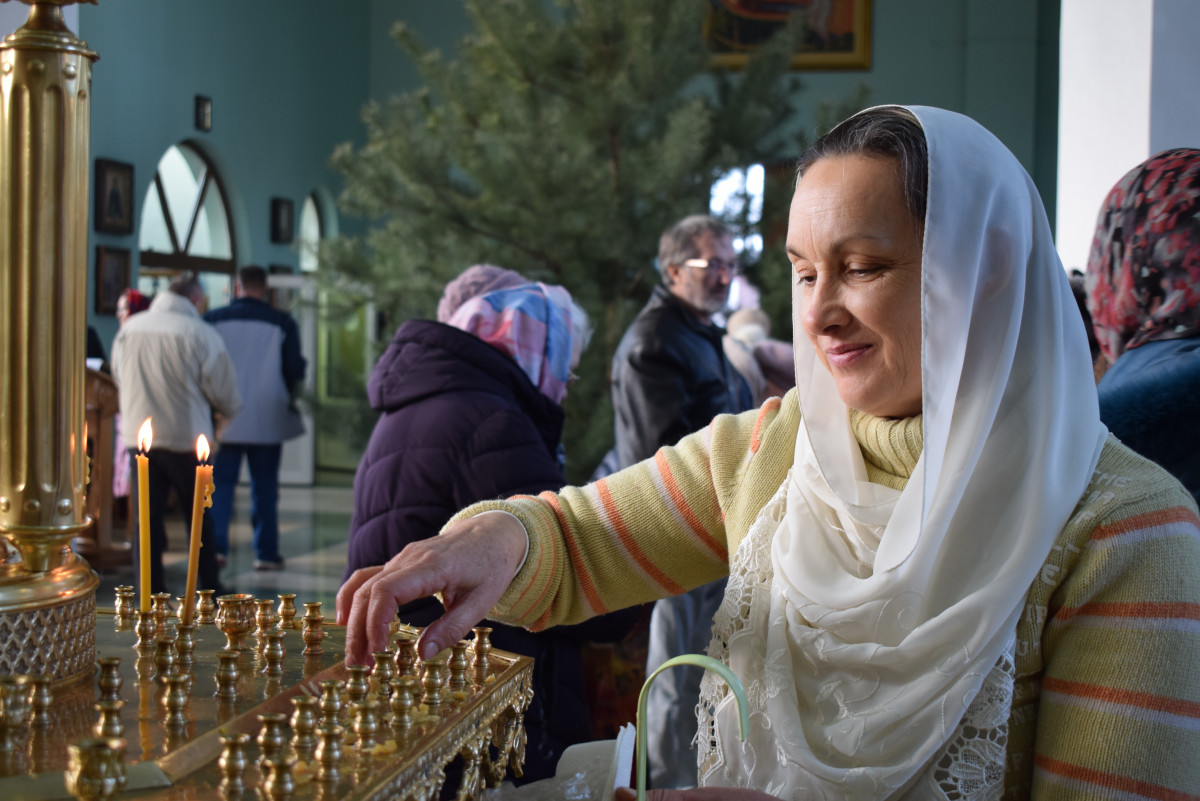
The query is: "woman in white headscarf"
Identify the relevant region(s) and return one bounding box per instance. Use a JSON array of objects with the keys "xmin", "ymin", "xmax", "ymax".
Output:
[{"xmin": 339, "ymin": 107, "xmax": 1200, "ymax": 799}]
